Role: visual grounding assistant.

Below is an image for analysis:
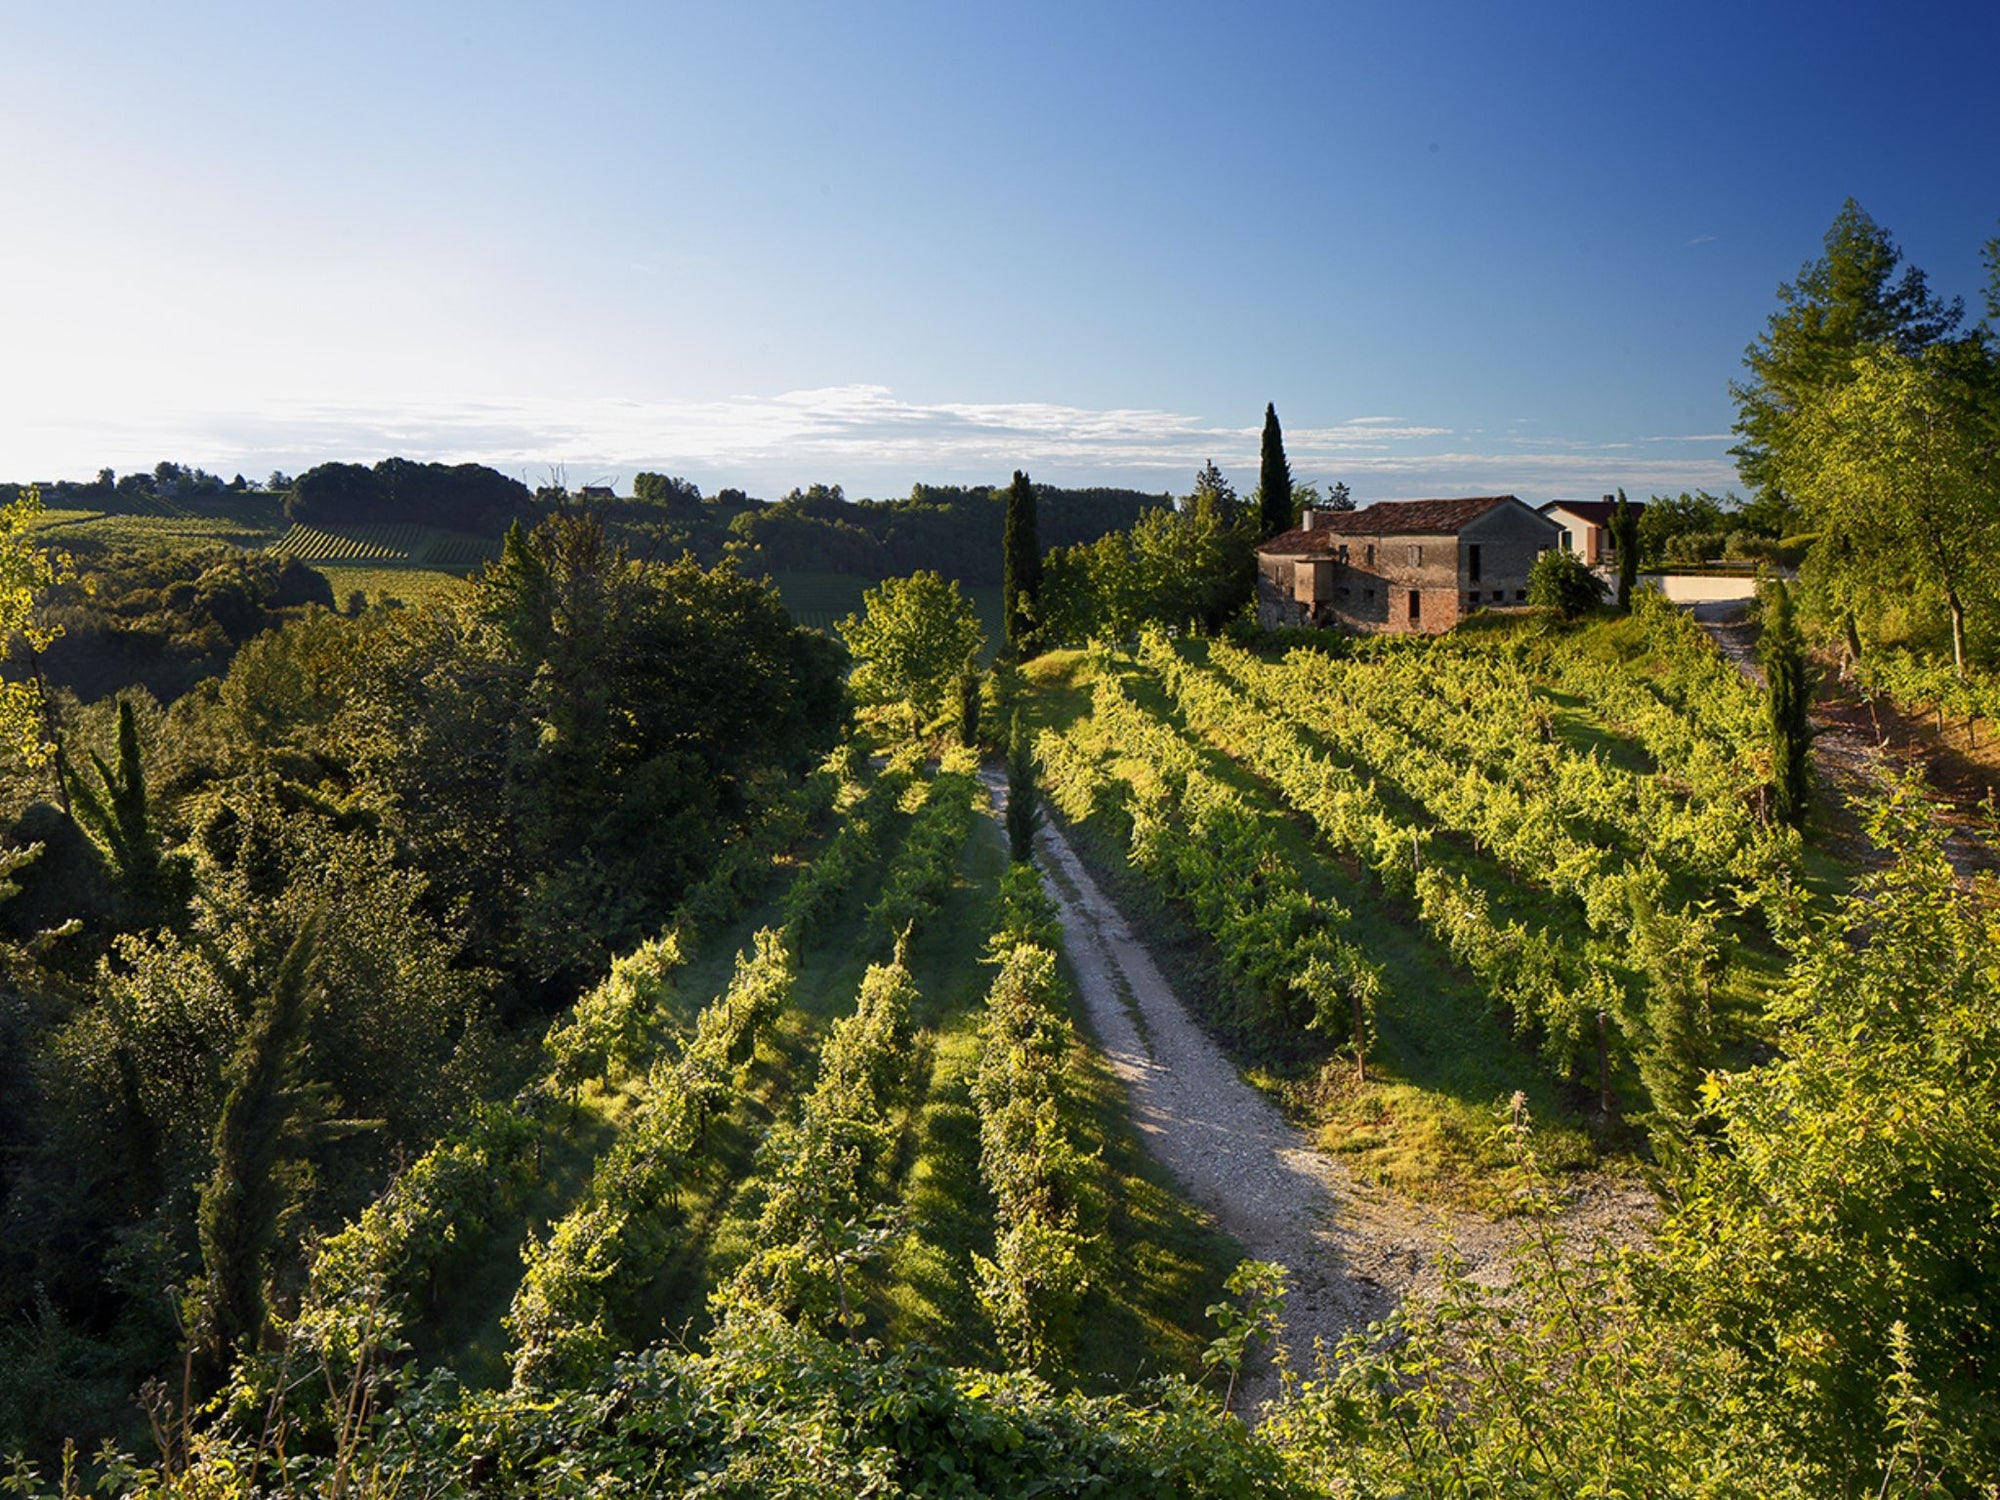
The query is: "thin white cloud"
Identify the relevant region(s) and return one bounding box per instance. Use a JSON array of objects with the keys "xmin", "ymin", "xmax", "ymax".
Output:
[{"xmin": 9, "ymin": 384, "xmax": 1741, "ymax": 505}]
